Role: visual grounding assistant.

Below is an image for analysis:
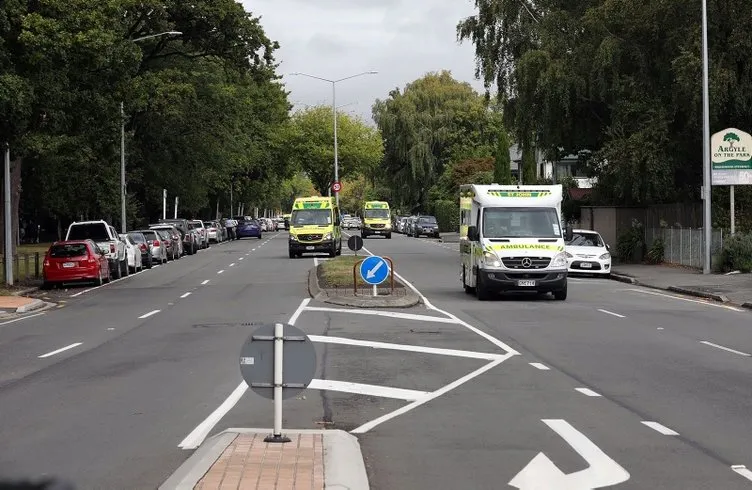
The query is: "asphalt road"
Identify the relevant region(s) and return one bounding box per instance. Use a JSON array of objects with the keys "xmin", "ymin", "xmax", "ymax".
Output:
[{"xmin": 0, "ymin": 230, "xmax": 751, "ymax": 489}]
